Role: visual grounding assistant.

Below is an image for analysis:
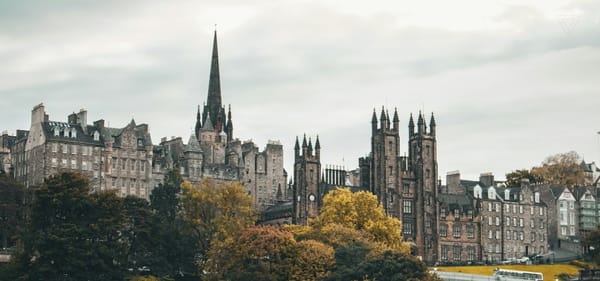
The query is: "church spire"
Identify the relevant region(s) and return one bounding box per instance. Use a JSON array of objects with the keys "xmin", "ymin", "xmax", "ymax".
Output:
[
  {"xmin": 205, "ymin": 30, "xmax": 222, "ymax": 126},
  {"xmin": 195, "ymin": 105, "xmax": 202, "ymax": 139}
]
